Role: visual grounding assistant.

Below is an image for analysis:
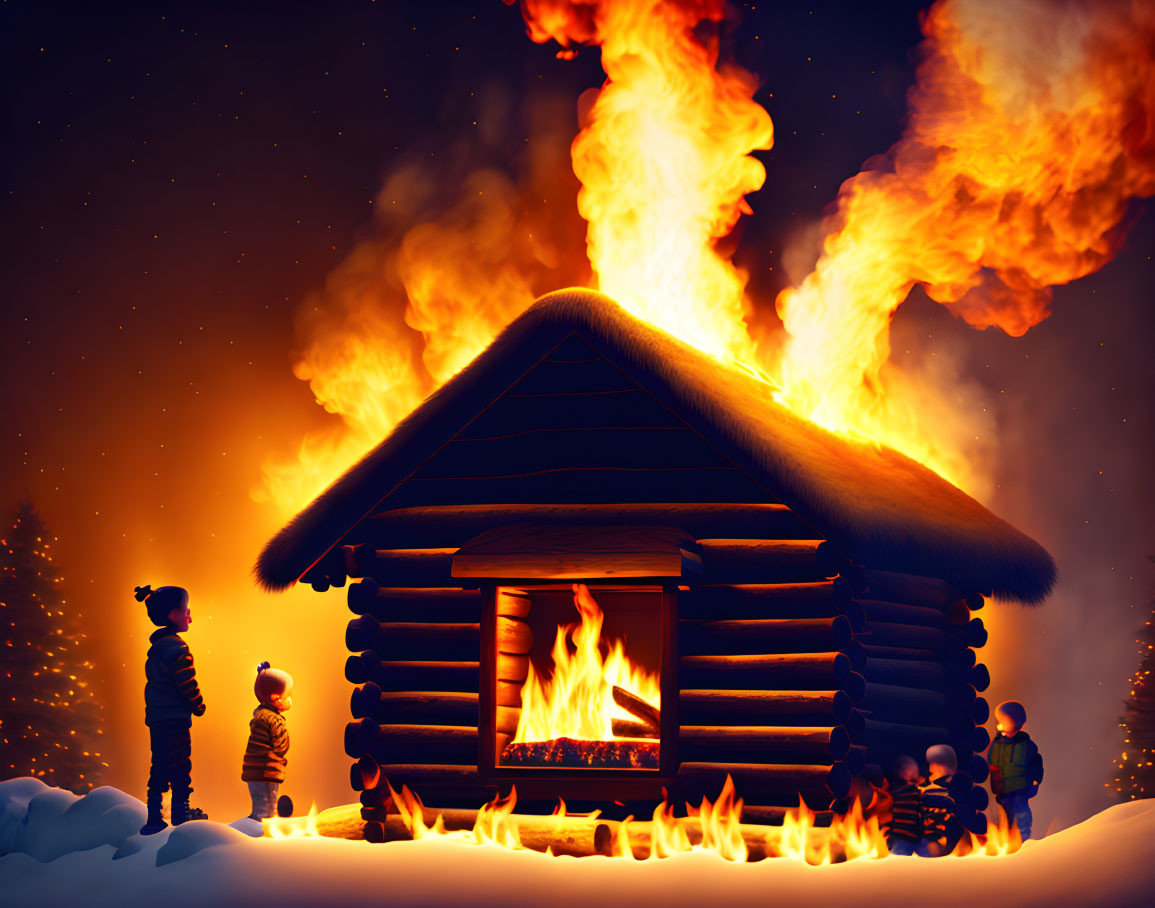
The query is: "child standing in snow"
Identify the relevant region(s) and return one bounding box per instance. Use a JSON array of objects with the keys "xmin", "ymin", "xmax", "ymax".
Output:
[
  {"xmin": 886, "ymin": 755, "xmax": 923, "ymax": 856},
  {"xmin": 137, "ymin": 584, "xmax": 209, "ymax": 835},
  {"xmin": 988, "ymin": 699, "xmax": 1044, "ymax": 839},
  {"xmin": 242, "ymin": 661, "xmax": 293, "ymax": 820}
]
